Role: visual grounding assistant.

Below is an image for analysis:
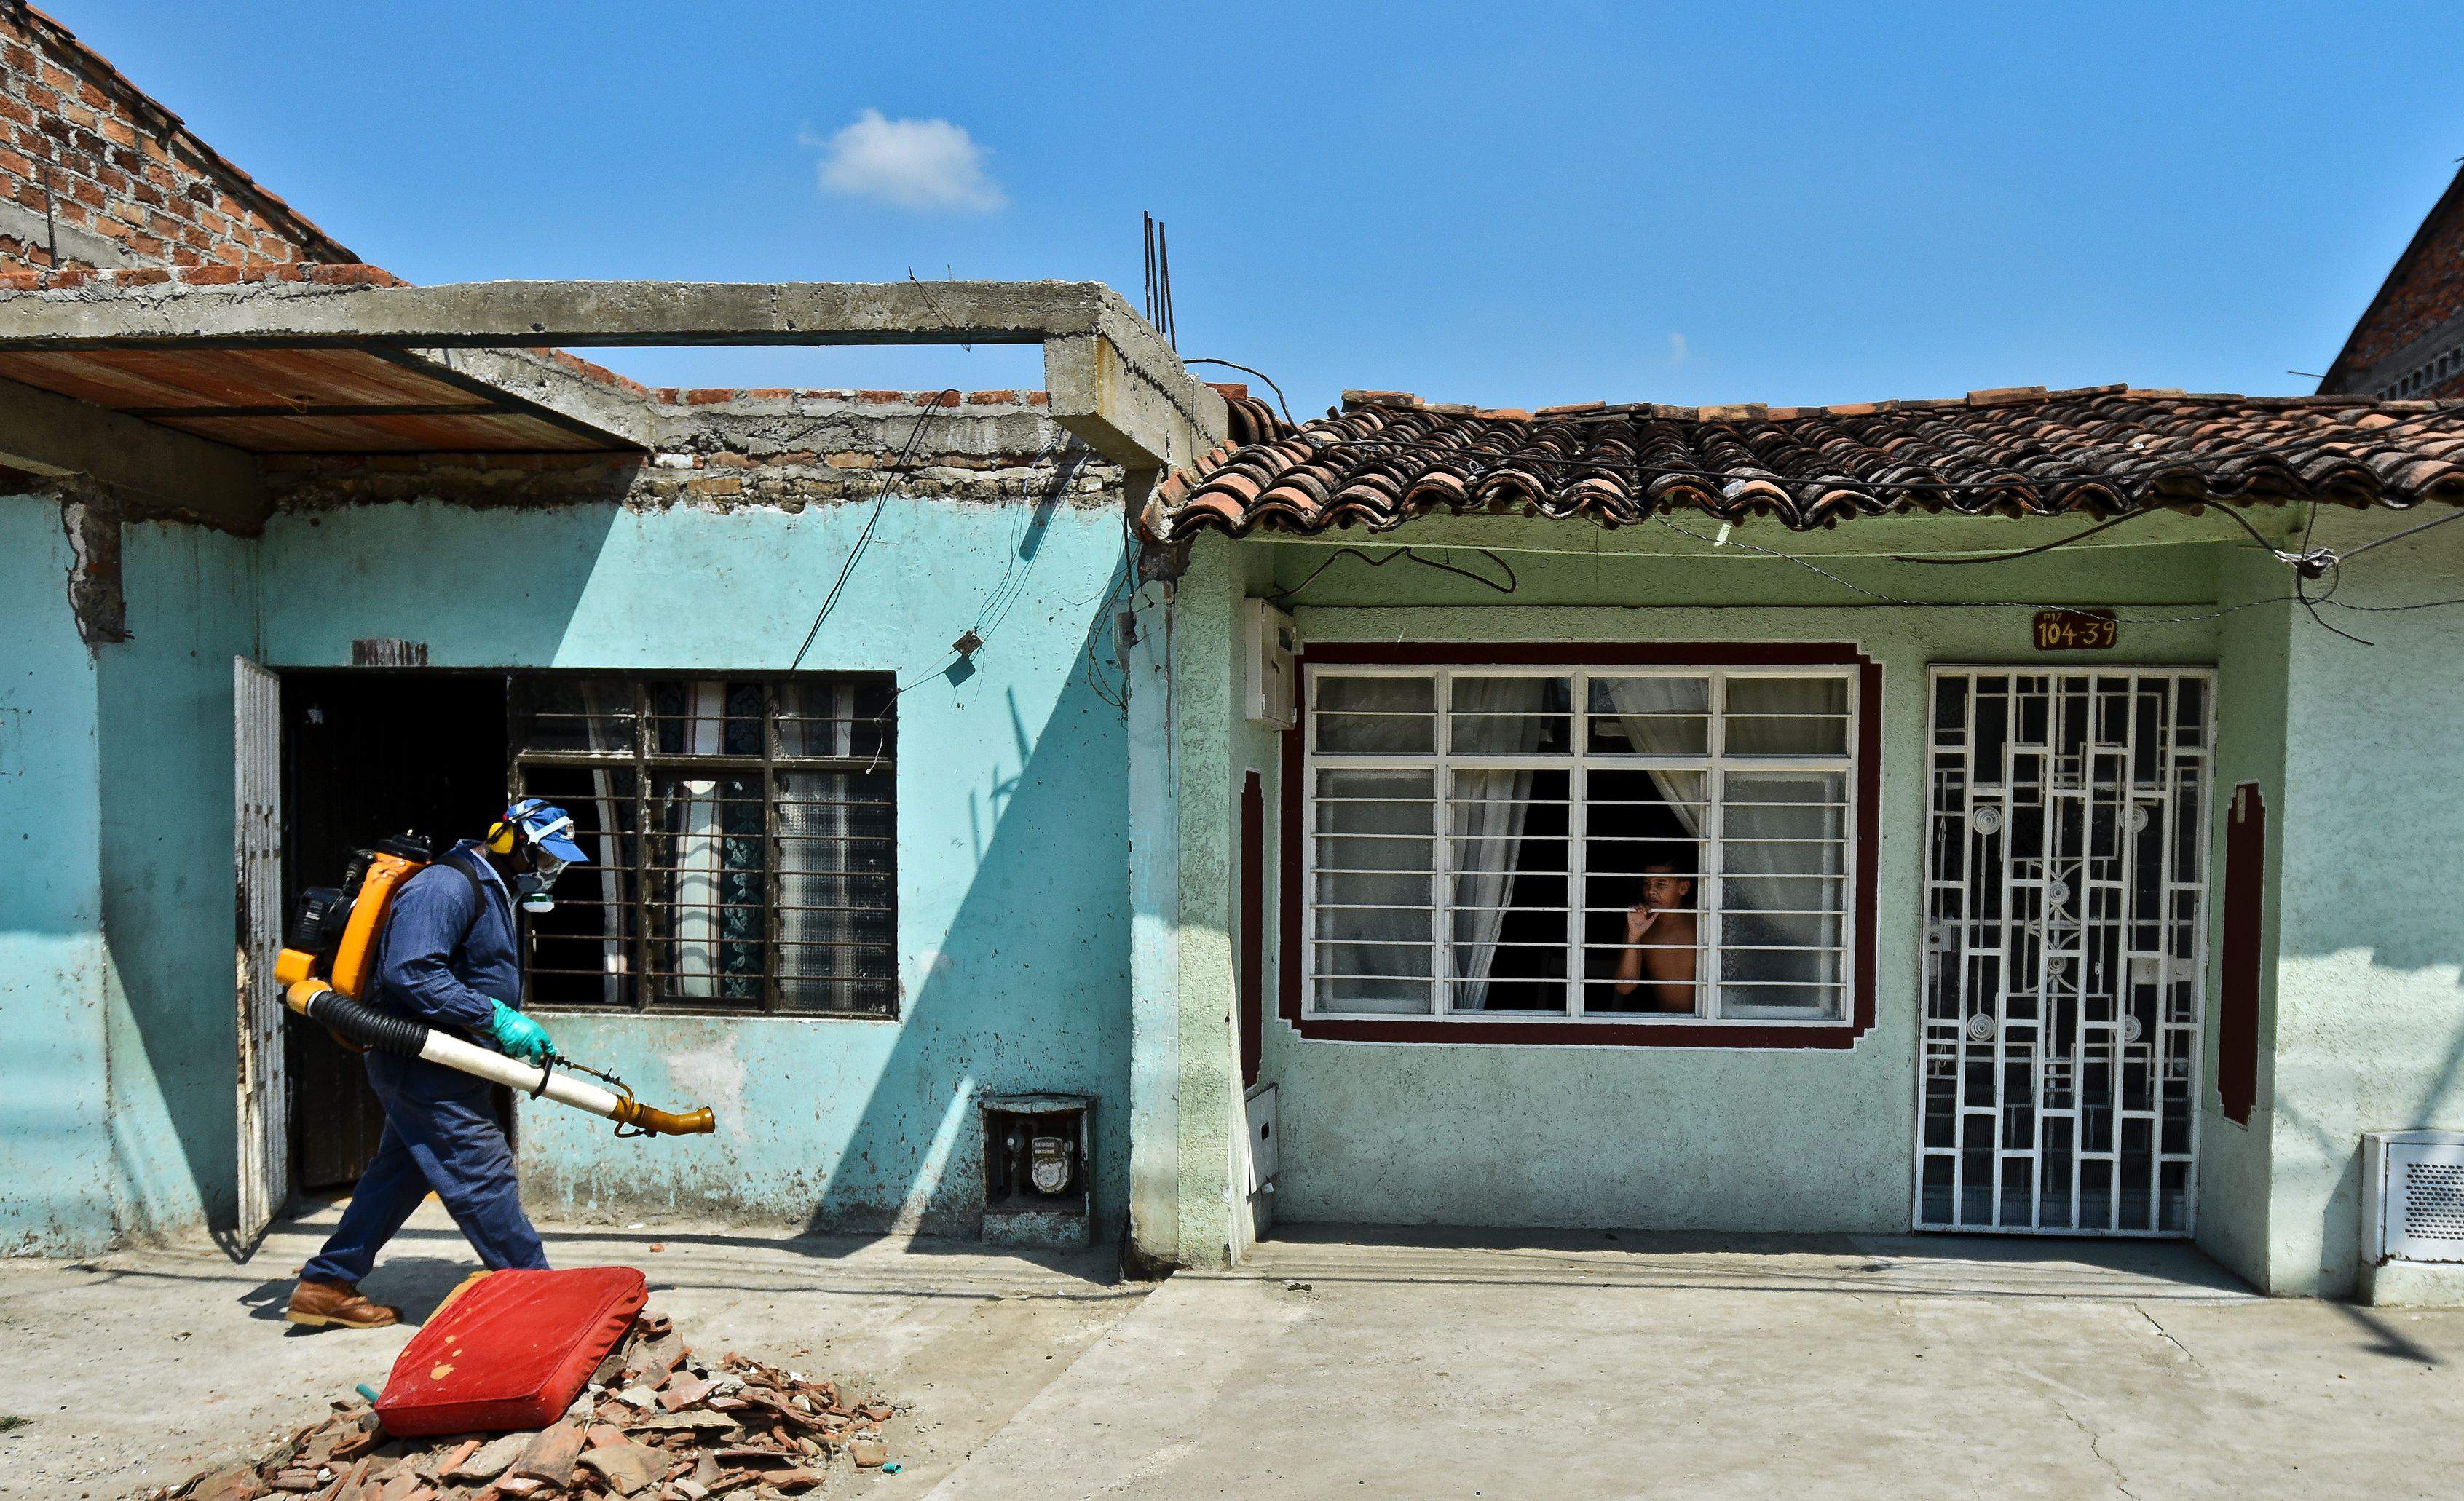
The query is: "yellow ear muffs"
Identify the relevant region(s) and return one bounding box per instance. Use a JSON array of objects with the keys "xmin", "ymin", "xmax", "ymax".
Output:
[{"xmin": 488, "ymin": 821, "xmax": 517, "ymax": 854}]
